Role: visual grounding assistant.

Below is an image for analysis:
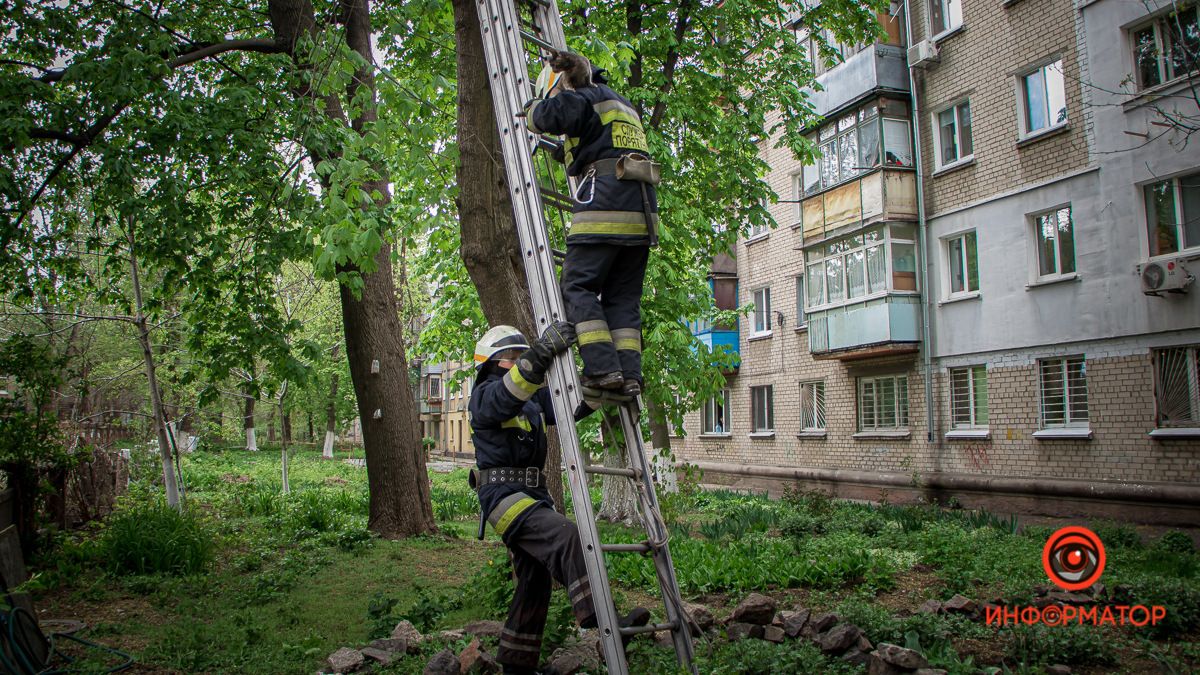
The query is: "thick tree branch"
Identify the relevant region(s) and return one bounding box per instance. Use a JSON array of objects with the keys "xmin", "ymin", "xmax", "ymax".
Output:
[
  {"xmin": 649, "ymin": 0, "xmax": 697, "ymax": 130},
  {"xmin": 37, "ymin": 38, "xmax": 282, "ymax": 84}
]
